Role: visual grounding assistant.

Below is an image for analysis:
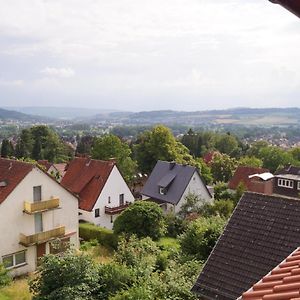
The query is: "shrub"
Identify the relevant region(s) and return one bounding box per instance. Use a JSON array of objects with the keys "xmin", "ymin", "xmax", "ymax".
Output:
[
  {"xmin": 29, "ymin": 251, "xmax": 99, "ymax": 300},
  {"xmin": 201, "ymin": 200, "xmax": 234, "ymax": 219},
  {"xmin": 179, "ymin": 216, "xmax": 226, "ymax": 261},
  {"xmin": 164, "ymin": 213, "xmax": 186, "ymax": 237},
  {"xmin": 113, "ymin": 201, "xmax": 166, "ymax": 240},
  {"xmin": 0, "ymin": 264, "xmax": 11, "ymax": 288},
  {"xmin": 79, "ymin": 223, "xmax": 118, "ymax": 249}
]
